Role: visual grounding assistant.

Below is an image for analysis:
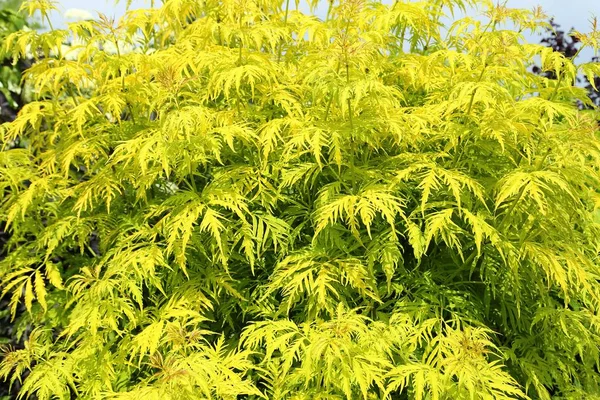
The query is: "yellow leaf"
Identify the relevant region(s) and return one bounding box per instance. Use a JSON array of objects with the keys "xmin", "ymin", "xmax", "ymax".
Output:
[
  {"xmin": 24, "ymin": 277, "xmax": 34, "ymax": 312},
  {"xmin": 45, "ymin": 261, "xmax": 64, "ymax": 289},
  {"xmin": 34, "ymin": 270, "xmax": 48, "ymax": 311}
]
